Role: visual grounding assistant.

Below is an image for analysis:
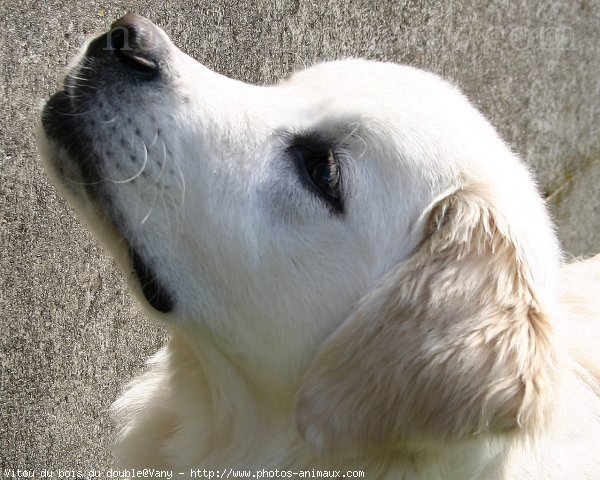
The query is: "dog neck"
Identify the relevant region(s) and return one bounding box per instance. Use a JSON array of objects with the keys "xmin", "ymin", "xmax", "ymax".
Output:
[
  {"xmin": 112, "ymin": 330, "xmax": 307, "ymax": 468},
  {"xmin": 112, "ymin": 330, "xmax": 511, "ymax": 478}
]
